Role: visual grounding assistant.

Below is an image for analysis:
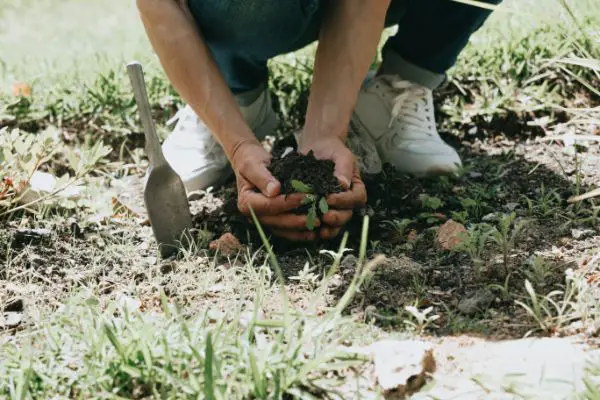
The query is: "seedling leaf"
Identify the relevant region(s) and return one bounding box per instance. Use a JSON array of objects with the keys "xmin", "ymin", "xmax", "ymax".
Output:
[
  {"xmin": 319, "ymin": 197, "xmax": 329, "ymax": 214},
  {"xmin": 306, "ymin": 204, "xmax": 317, "ymax": 230},
  {"xmin": 291, "ymin": 180, "xmax": 312, "ymax": 194}
]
